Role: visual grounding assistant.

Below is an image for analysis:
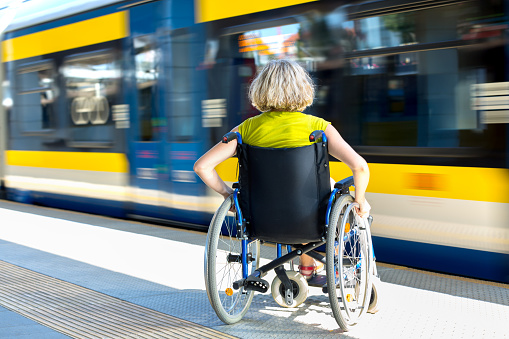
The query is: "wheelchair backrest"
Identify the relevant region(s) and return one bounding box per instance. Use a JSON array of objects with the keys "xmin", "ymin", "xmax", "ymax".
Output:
[{"xmin": 237, "ymin": 141, "xmax": 331, "ymax": 244}]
